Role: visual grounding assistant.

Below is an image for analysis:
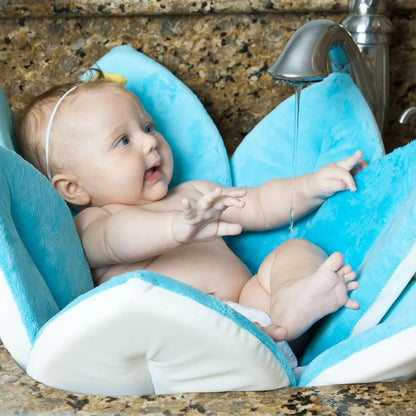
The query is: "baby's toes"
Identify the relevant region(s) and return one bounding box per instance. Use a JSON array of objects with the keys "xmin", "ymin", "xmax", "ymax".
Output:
[
  {"xmin": 337, "ymin": 266, "xmax": 356, "ymax": 286},
  {"xmin": 345, "ymin": 298, "xmax": 360, "ymax": 309},
  {"xmin": 337, "ymin": 264, "xmax": 352, "ymax": 278},
  {"xmin": 344, "ymin": 270, "xmax": 356, "ymax": 282},
  {"xmin": 347, "ymin": 280, "xmax": 359, "ymax": 291}
]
